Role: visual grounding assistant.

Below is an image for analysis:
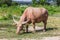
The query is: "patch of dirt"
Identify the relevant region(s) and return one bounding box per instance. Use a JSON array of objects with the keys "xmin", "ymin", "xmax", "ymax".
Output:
[
  {"xmin": 0, "ymin": 28, "xmax": 7, "ymax": 30},
  {"xmin": 41, "ymin": 36, "xmax": 60, "ymax": 40},
  {"xmin": 0, "ymin": 28, "xmax": 7, "ymax": 32}
]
